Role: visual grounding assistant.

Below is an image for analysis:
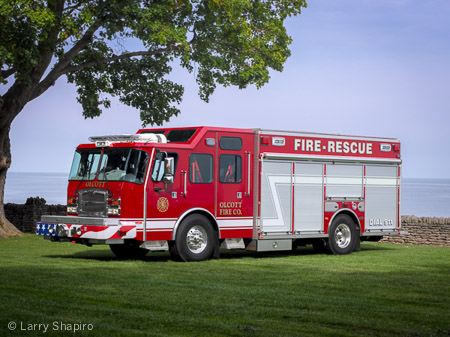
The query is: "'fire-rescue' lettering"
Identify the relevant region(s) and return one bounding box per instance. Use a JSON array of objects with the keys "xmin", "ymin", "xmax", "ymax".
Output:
[{"xmin": 294, "ymin": 139, "xmax": 373, "ymax": 155}]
